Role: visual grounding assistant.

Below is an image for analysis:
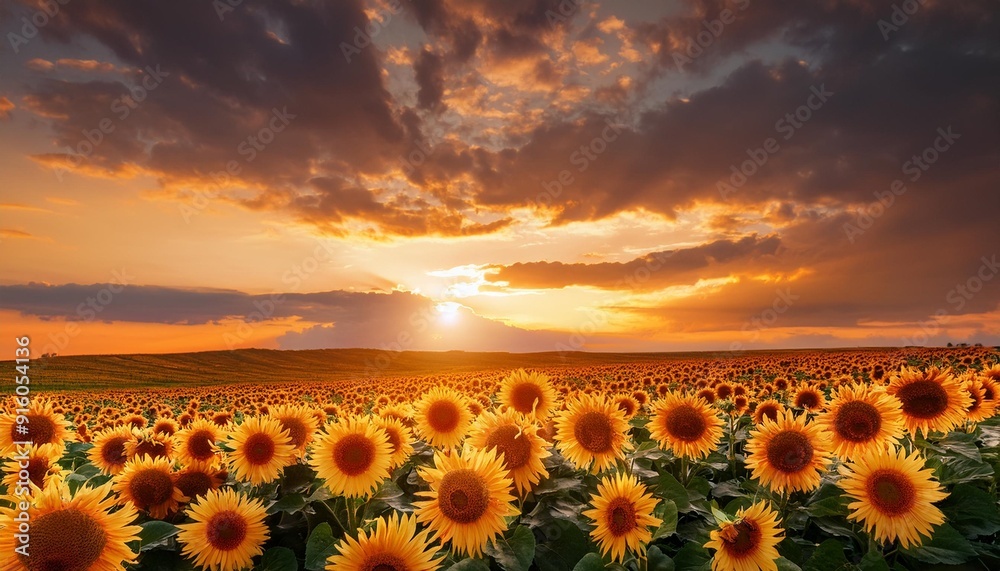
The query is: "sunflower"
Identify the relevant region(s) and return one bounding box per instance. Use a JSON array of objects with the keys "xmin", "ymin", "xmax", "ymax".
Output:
[
  {"xmin": 373, "ymin": 415, "xmax": 416, "ymax": 469},
  {"xmin": 816, "ymin": 384, "xmax": 904, "ymax": 460},
  {"xmin": 176, "ymin": 419, "xmax": 226, "ymax": 466},
  {"xmin": 554, "ymin": 393, "xmax": 632, "ymax": 473},
  {"xmin": 792, "ymin": 386, "xmax": 825, "ymax": 411},
  {"xmin": 88, "ymin": 425, "xmax": 137, "ymax": 475},
  {"xmin": 963, "ymin": 375, "xmax": 998, "ymax": 423},
  {"xmin": 0, "ymin": 398, "xmax": 72, "ymax": 455},
  {"xmin": 176, "ymin": 460, "xmax": 226, "ymax": 501},
  {"xmin": 311, "ymin": 416, "xmax": 393, "ymax": 498},
  {"xmin": 152, "ymin": 418, "xmax": 180, "ymax": 436},
  {"xmin": 226, "ymin": 416, "xmax": 296, "ymax": 485},
  {"xmin": 378, "ymin": 403, "xmax": 415, "ymax": 427},
  {"xmin": 326, "ymin": 512, "xmax": 444, "ymax": 571},
  {"xmin": 704, "ymin": 501, "xmax": 783, "ymax": 571},
  {"xmin": 177, "ymin": 488, "xmax": 269, "ymax": 571},
  {"xmin": 886, "ymin": 367, "xmax": 970, "ymax": 437},
  {"xmin": 269, "ymin": 404, "xmax": 320, "ymax": 456},
  {"xmin": 648, "ymin": 392, "xmax": 724, "ymax": 459},
  {"xmin": 752, "ymin": 399, "xmax": 784, "ymax": 425},
  {"xmin": 113, "ymin": 455, "xmax": 187, "ymax": 519},
  {"xmin": 467, "ymin": 409, "xmax": 551, "ymax": 495},
  {"xmin": 744, "ymin": 410, "xmax": 832, "ymax": 493},
  {"xmin": 615, "ymin": 394, "xmax": 642, "ymax": 419},
  {"xmin": 498, "ymin": 369, "xmax": 559, "ymax": 420},
  {"xmin": 125, "ymin": 428, "xmax": 175, "ymax": 460},
  {"xmin": 415, "ymin": 446, "xmax": 518, "ymax": 557},
  {"xmin": 413, "ymin": 387, "xmax": 474, "ymax": 448},
  {"xmin": 837, "ymin": 446, "xmax": 947, "ymax": 548},
  {"xmin": 1, "ymin": 442, "xmax": 64, "ymax": 495},
  {"xmin": 582, "ymin": 472, "xmax": 661, "ymax": 563},
  {"xmin": 0, "ymin": 480, "xmax": 141, "ymax": 571}
]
